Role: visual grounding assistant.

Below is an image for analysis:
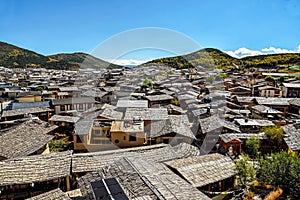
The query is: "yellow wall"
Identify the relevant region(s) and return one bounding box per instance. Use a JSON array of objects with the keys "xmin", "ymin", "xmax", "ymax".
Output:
[
  {"xmin": 111, "ymin": 131, "xmax": 145, "ymax": 148},
  {"xmin": 18, "ymin": 95, "xmax": 42, "ymax": 102}
]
